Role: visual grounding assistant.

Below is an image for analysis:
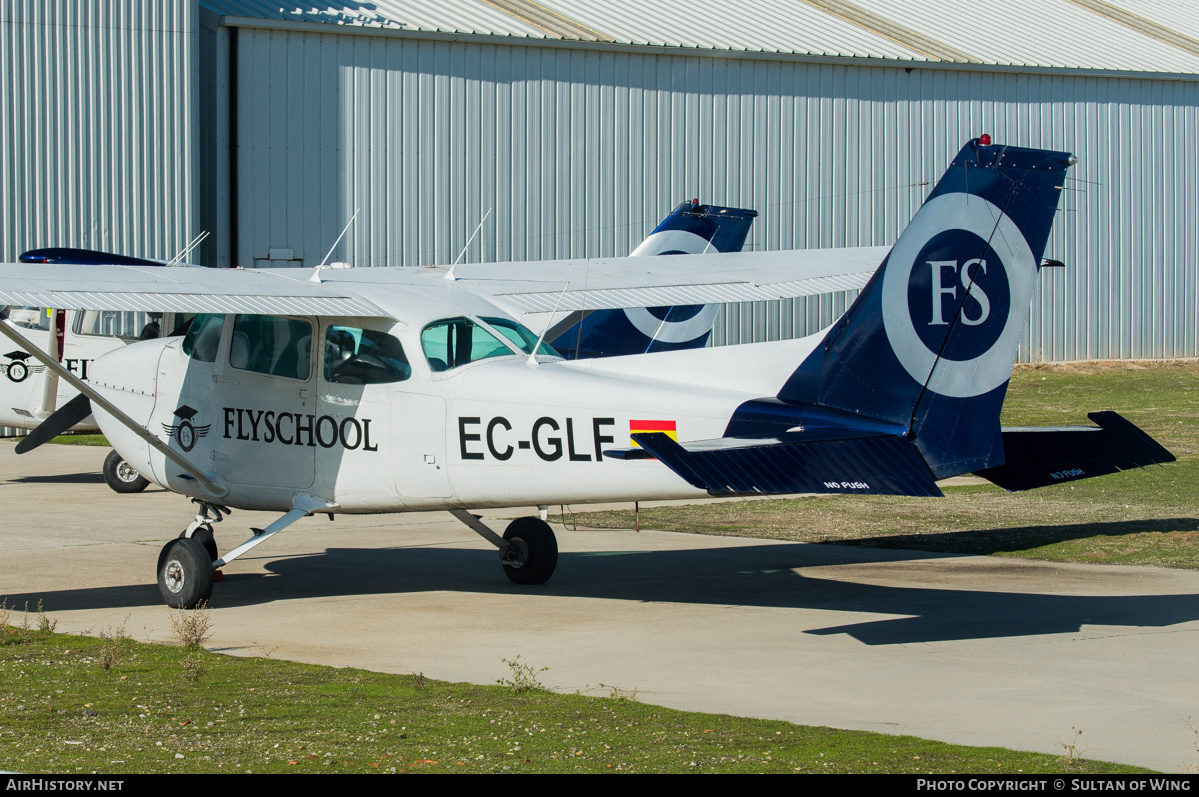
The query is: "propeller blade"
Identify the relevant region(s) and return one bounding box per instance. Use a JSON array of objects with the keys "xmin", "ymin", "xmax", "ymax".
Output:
[{"xmin": 15, "ymin": 393, "xmax": 93, "ymax": 454}]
